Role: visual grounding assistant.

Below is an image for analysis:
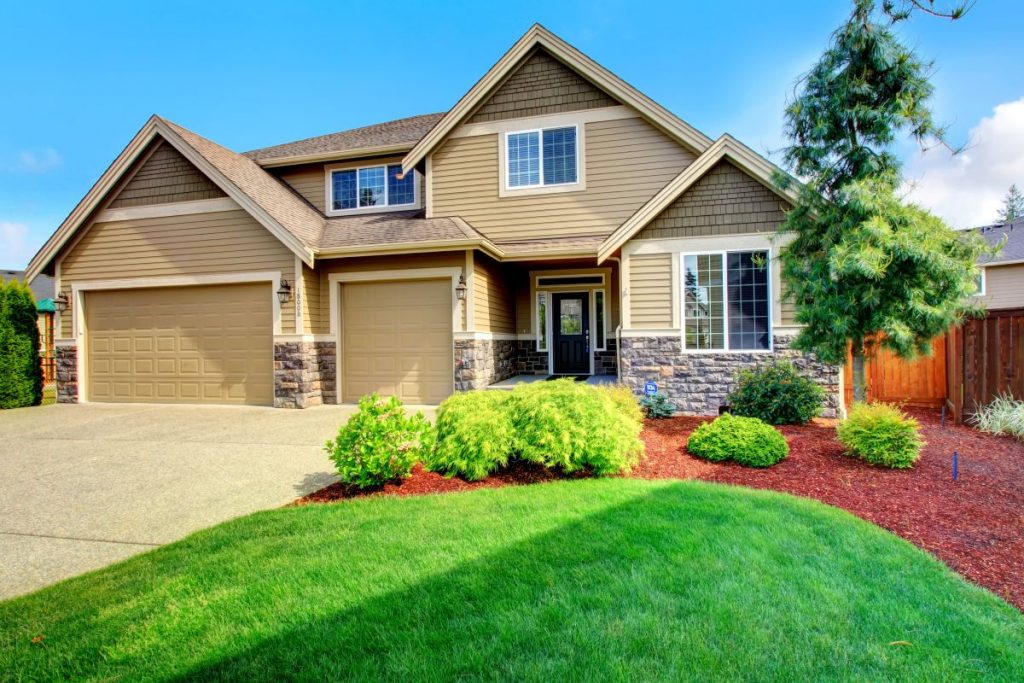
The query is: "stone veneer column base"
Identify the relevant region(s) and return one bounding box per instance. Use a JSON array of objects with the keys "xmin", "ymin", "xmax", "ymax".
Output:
[
  {"xmin": 620, "ymin": 335, "xmax": 840, "ymax": 417},
  {"xmin": 56, "ymin": 343, "xmax": 78, "ymax": 403},
  {"xmin": 455, "ymin": 338, "xmax": 517, "ymax": 391},
  {"xmin": 514, "ymin": 340, "xmax": 549, "ymax": 375},
  {"xmin": 274, "ymin": 340, "xmax": 337, "ymax": 408}
]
